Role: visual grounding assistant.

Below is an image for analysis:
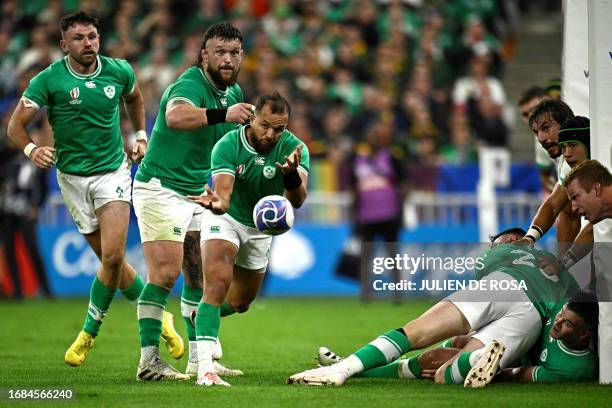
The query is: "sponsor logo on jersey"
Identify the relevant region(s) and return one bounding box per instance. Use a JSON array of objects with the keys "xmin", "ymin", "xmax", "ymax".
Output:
[
  {"xmin": 104, "ymin": 85, "xmax": 116, "ymax": 99},
  {"xmin": 220, "ymin": 98, "xmax": 227, "ymax": 107},
  {"xmin": 540, "ymin": 349, "xmax": 548, "ymax": 362},
  {"xmin": 254, "ymin": 156, "xmax": 265, "ymax": 165},
  {"xmin": 263, "ymin": 166, "xmax": 276, "ymax": 179},
  {"xmin": 210, "ymin": 226, "xmax": 221, "ymax": 233},
  {"xmin": 85, "ymin": 81, "xmax": 96, "ymax": 88},
  {"xmin": 116, "ymin": 186, "xmax": 124, "ymax": 198},
  {"xmin": 69, "ymin": 87, "xmax": 82, "ymax": 105},
  {"xmin": 173, "ymin": 226, "xmax": 182, "ymax": 235}
]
